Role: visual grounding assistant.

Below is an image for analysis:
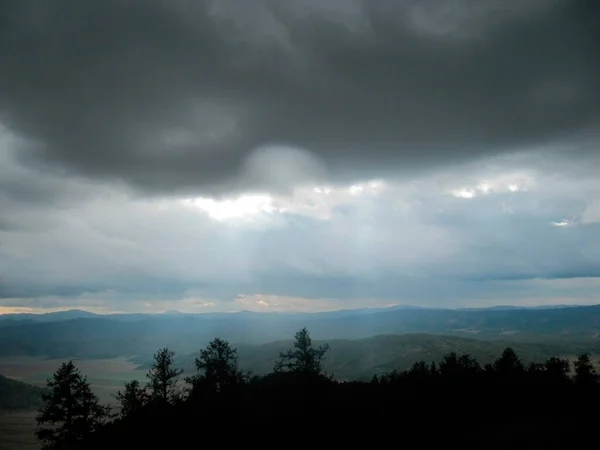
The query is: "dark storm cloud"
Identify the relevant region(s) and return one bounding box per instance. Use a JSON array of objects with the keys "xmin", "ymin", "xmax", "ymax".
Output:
[{"xmin": 1, "ymin": 0, "xmax": 598, "ymax": 196}]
